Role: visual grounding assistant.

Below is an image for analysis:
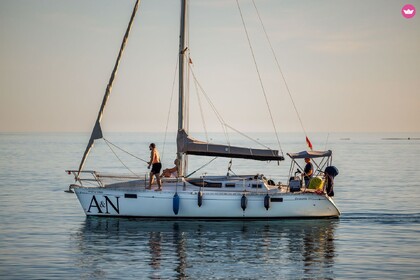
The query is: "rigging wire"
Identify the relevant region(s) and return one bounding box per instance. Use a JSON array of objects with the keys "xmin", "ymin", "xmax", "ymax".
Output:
[
  {"xmin": 192, "ymin": 69, "xmax": 209, "ymax": 142},
  {"xmin": 186, "ymin": 157, "xmax": 218, "ymax": 178},
  {"xmin": 103, "ymin": 138, "xmax": 148, "ymax": 163},
  {"xmin": 189, "ymin": 65, "xmax": 231, "ymax": 146},
  {"xmin": 182, "ymin": 3, "xmax": 191, "ymax": 174},
  {"xmin": 103, "ymin": 138, "xmax": 143, "ymax": 178},
  {"xmin": 251, "ymin": 0, "xmax": 309, "ymax": 141},
  {"xmin": 190, "ymin": 65, "xmax": 275, "ymax": 151},
  {"xmin": 162, "ymin": 57, "xmax": 179, "ymax": 160},
  {"xmin": 235, "ymin": 0, "xmax": 283, "ymax": 156},
  {"xmin": 223, "ymin": 123, "xmax": 272, "ymax": 150},
  {"xmin": 184, "ymin": 2, "xmax": 283, "ymax": 153},
  {"xmin": 77, "ymin": 0, "xmax": 140, "ymax": 176}
]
